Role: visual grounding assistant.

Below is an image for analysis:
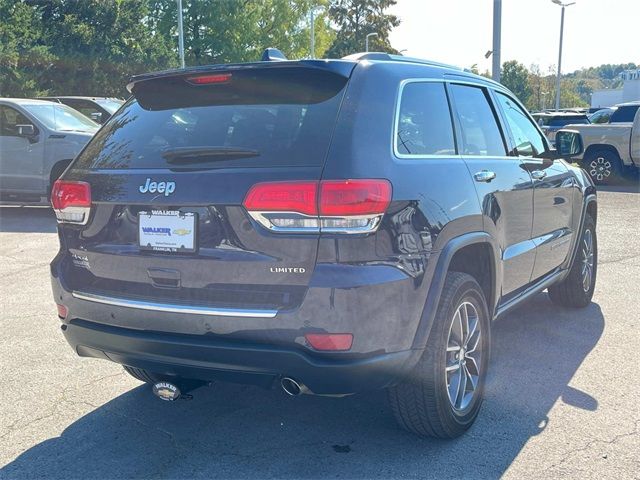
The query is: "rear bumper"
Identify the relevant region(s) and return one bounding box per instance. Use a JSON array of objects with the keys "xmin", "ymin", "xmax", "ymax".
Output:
[{"xmin": 61, "ymin": 318, "xmax": 421, "ymax": 395}]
